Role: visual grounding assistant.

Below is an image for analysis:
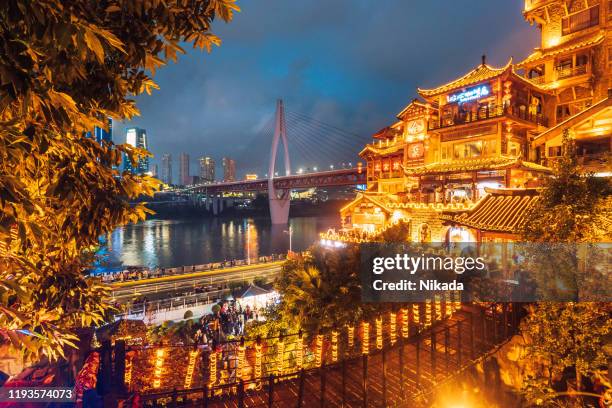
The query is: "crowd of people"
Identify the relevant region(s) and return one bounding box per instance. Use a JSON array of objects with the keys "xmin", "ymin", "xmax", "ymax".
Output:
[{"xmin": 193, "ymin": 301, "xmax": 261, "ymax": 345}]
